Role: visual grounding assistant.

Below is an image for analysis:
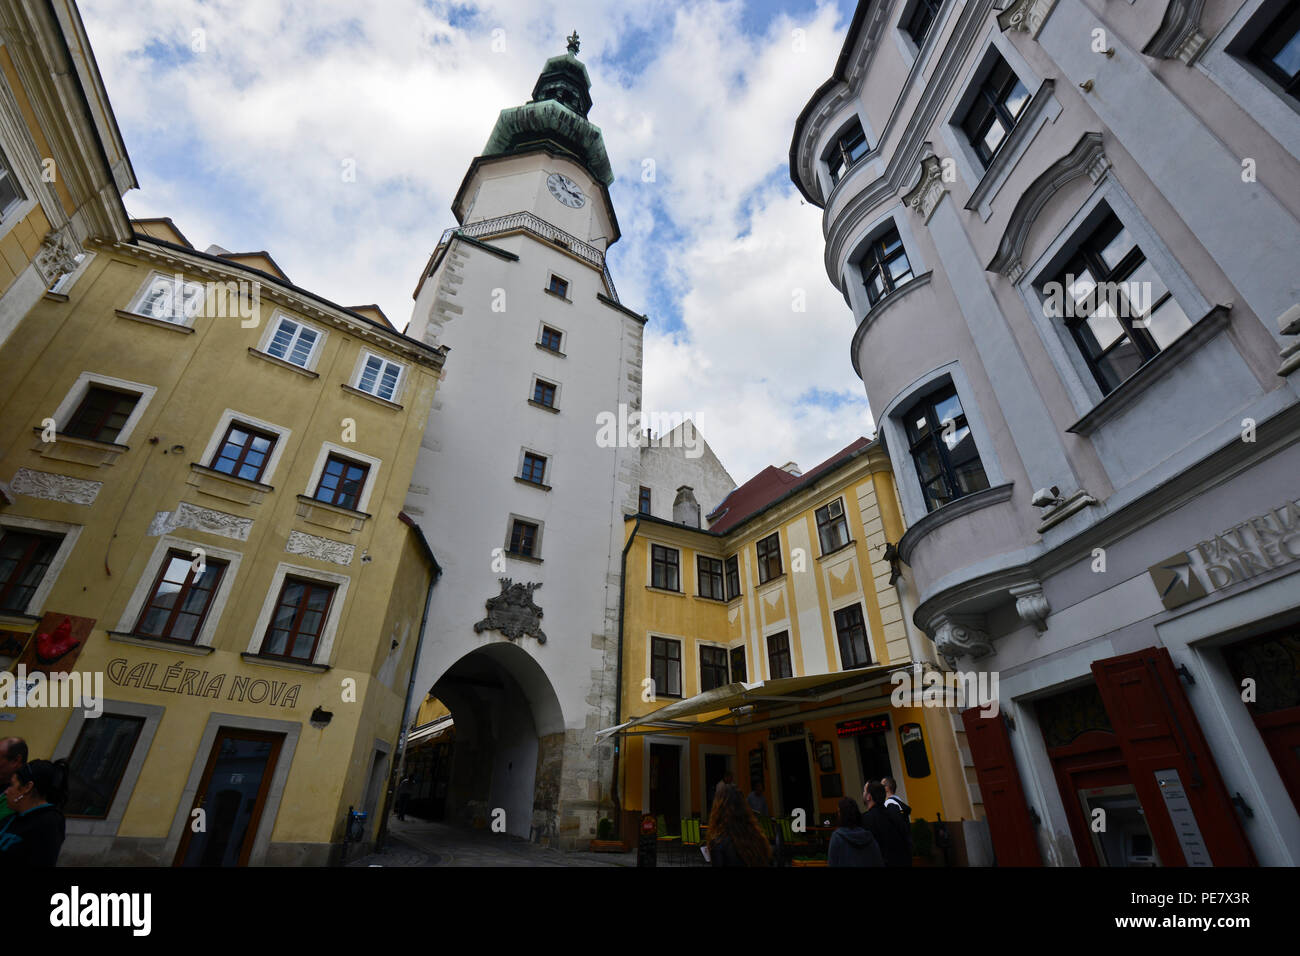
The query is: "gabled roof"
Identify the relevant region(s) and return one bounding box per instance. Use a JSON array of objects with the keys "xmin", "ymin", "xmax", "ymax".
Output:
[{"xmin": 706, "ymin": 437, "xmax": 872, "ymax": 534}]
